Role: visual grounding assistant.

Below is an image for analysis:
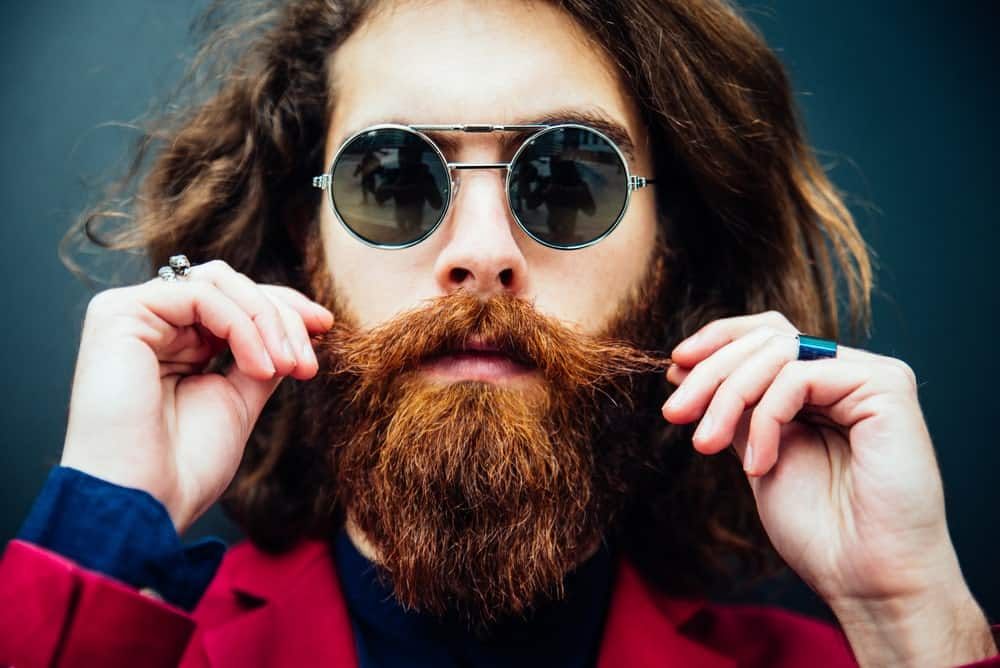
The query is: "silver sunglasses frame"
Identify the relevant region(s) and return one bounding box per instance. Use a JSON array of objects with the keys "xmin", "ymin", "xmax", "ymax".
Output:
[{"xmin": 311, "ymin": 122, "xmax": 655, "ymax": 251}]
